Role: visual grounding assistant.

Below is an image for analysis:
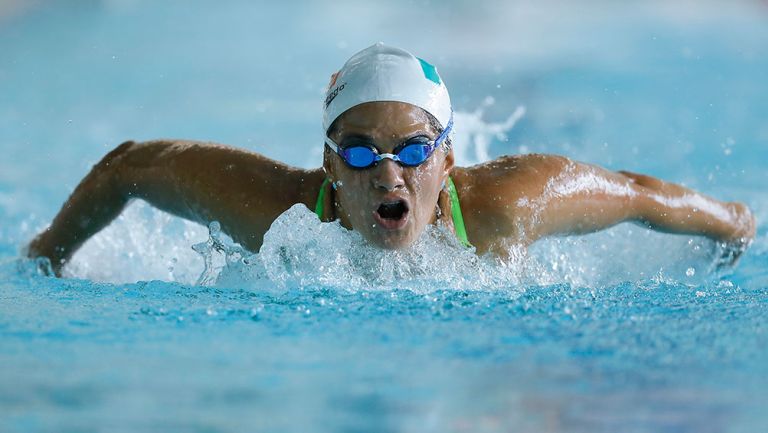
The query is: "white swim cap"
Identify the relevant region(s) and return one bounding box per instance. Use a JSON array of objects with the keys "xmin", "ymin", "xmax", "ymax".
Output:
[{"xmin": 322, "ymin": 42, "xmax": 452, "ymax": 133}]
